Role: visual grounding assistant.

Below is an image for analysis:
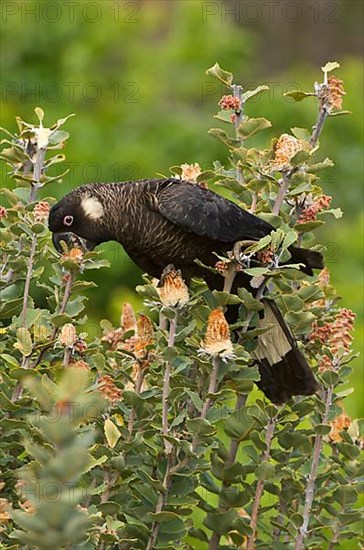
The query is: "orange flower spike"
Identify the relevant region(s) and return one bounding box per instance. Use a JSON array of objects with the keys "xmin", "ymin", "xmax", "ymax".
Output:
[
  {"xmin": 121, "ymin": 302, "xmax": 137, "ymax": 332},
  {"xmin": 158, "ymin": 266, "xmax": 189, "ymax": 308},
  {"xmin": 202, "ymin": 308, "xmax": 234, "ymax": 358}
]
